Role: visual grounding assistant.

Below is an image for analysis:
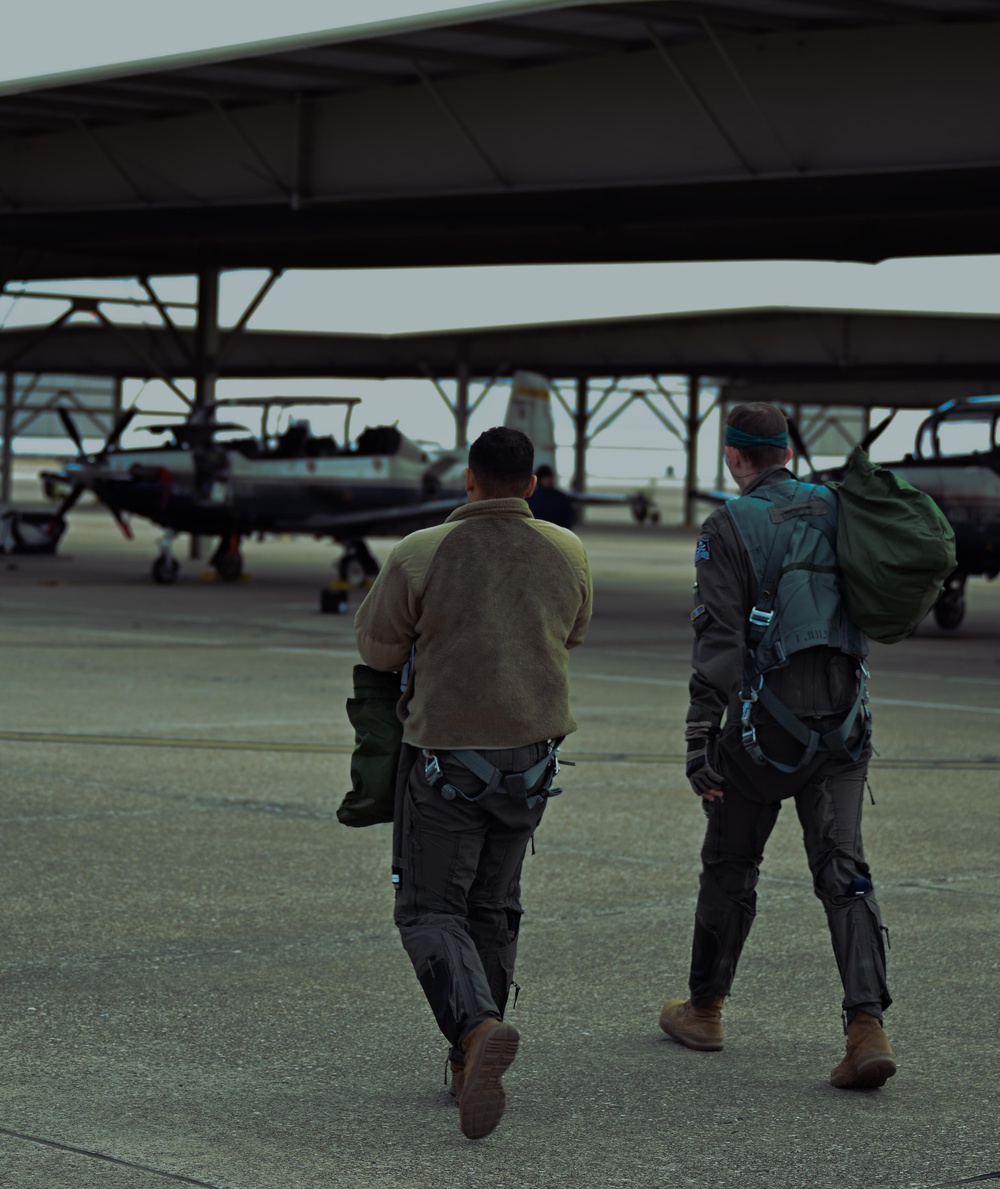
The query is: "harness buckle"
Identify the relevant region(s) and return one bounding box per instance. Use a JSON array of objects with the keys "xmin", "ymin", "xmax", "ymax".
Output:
[
  {"xmin": 422, "ymin": 750, "xmax": 442, "ymax": 784},
  {"xmin": 748, "ymin": 607, "xmax": 774, "ymax": 628}
]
